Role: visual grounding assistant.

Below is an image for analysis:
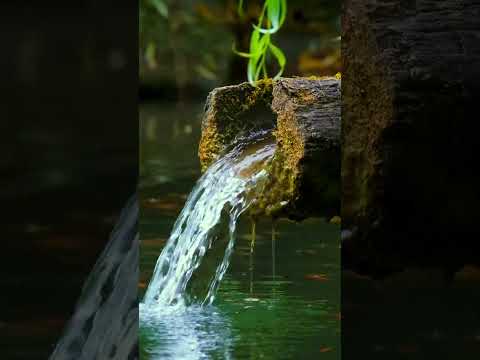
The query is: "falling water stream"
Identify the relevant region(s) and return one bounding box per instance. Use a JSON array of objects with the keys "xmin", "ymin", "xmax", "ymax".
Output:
[{"xmin": 142, "ymin": 133, "xmax": 276, "ymax": 308}]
